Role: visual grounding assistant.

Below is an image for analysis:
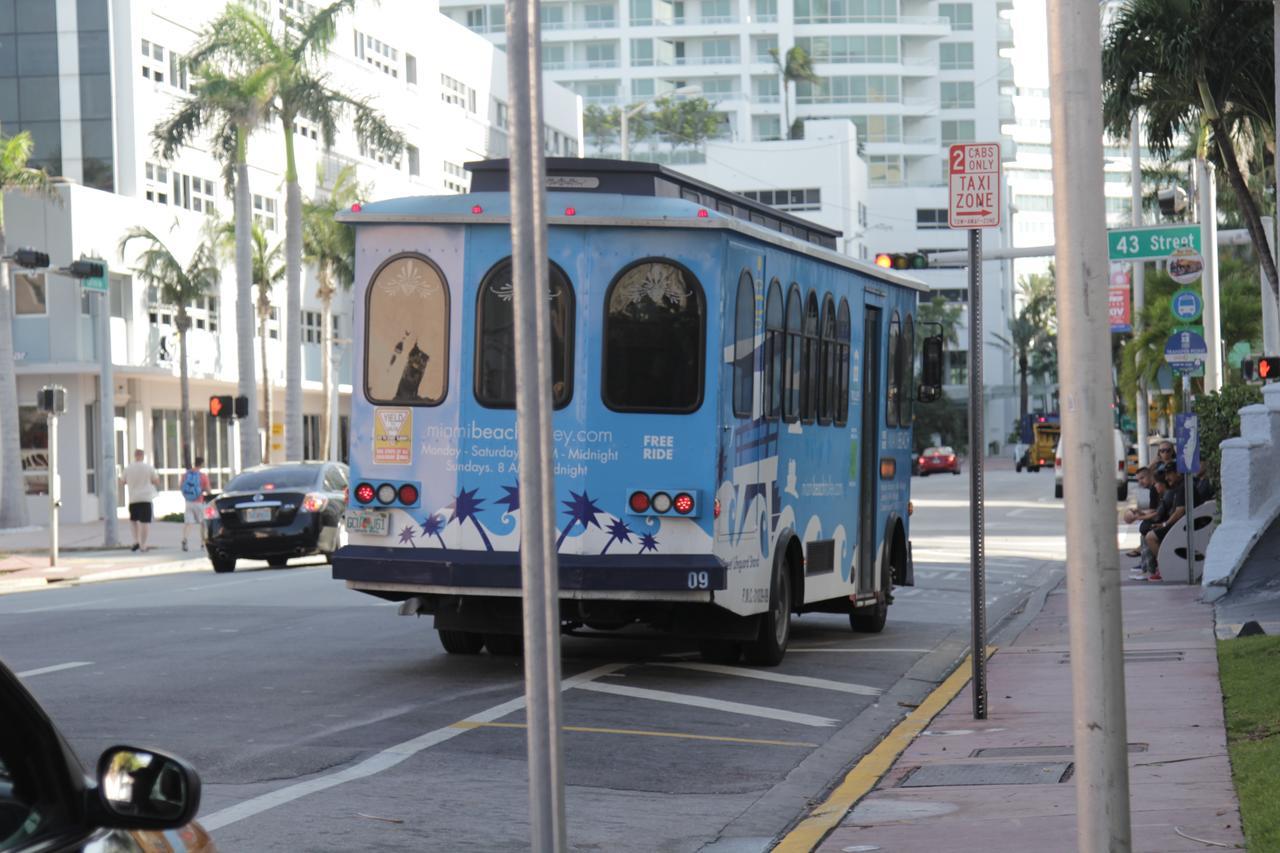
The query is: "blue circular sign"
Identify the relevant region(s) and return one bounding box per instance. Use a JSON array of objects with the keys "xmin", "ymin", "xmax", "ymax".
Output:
[
  {"xmin": 1171, "ymin": 289, "xmax": 1203, "ymax": 323},
  {"xmin": 1164, "ymin": 329, "xmax": 1208, "ymax": 375}
]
